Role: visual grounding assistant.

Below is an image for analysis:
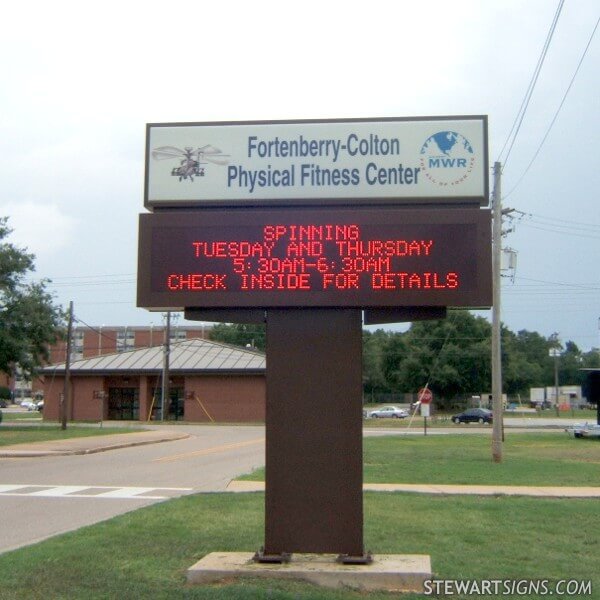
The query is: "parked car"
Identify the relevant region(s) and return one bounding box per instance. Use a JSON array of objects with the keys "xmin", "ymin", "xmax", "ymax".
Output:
[
  {"xmin": 20, "ymin": 400, "xmax": 37, "ymax": 411},
  {"xmin": 368, "ymin": 406, "xmax": 409, "ymax": 419},
  {"xmin": 566, "ymin": 423, "xmax": 600, "ymax": 439},
  {"xmin": 452, "ymin": 408, "xmax": 493, "ymax": 425},
  {"xmin": 0, "ymin": 399, "xmax": 7, "ymax": 408}
]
